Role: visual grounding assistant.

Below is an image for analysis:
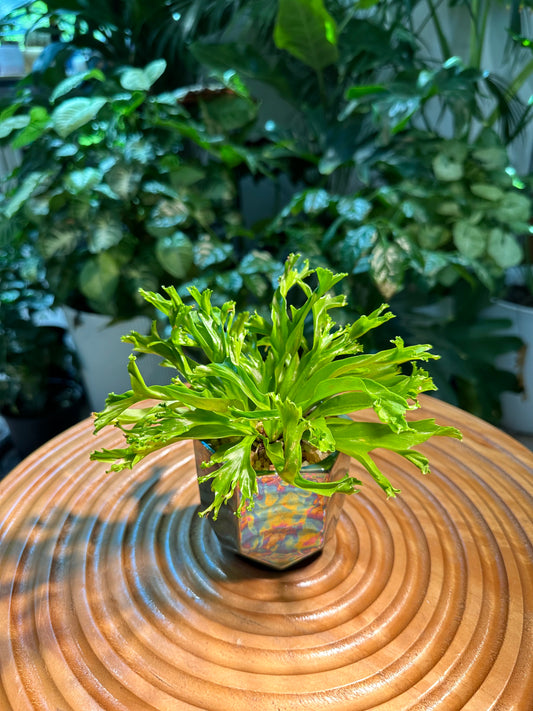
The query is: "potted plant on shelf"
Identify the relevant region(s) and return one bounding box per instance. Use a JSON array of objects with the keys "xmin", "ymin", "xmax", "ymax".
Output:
[
  {"xmin": 90, "ymin": 255, "xmax": 461, "ymax": 569},
  {"xmin": 0, "ymin": 235, "xmax": 89, "ymax": 459}
]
